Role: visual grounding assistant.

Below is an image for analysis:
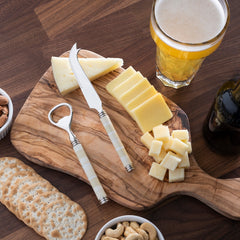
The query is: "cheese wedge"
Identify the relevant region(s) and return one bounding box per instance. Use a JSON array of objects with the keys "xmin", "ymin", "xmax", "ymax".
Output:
[
  {"xmin": 106, "ymin": 66, "xmax": 136, "ymax": 93},
  {"xmin": 112, "ymin": 71, "xmax": 144, "ymax": 98},
  {"xmin": 51, "ymin": 57, "xmax": 123, "ymax": 95},
  {"xmin": 131, "ymin": 93, "xmax": 173, "ymax": 133}
]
